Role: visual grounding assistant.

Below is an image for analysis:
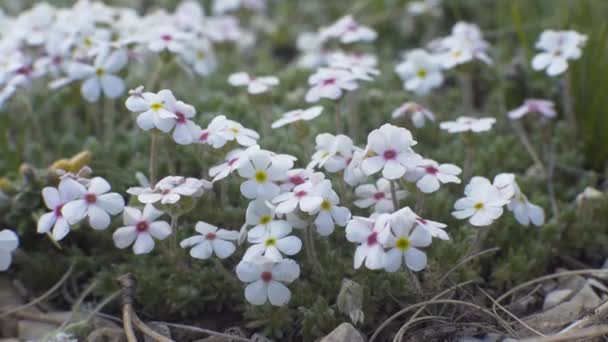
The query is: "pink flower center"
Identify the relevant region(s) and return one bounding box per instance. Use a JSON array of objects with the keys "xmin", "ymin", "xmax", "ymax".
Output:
[
  {"xmin": 373, "ymin": 192, "xmax": 385, "ymax": 200},
  {"xmin": 206, "ymin": 232, "xmax": 216, "ymax": 240},
  {"xmin": 295, "ymin": 190, "xmax": 307, "ymax": 198},
  {"xmin": 347, "ymin": 23, "xmax": 358, "ymax": 32},
  {"xmin": 289, "ymin": 176, "xmax": 305, "ymax": 186},
  {"xmin": 383, "ymin": 149, "xmax": 397, "ymax": 160},
  {"xmin": 85, "ymin": 193, "xmax": 97, "ymax": 204},
  {"xmin": 52, "ymin": 56, "xmax": 63, "ymax": 65},
  {"xmin": 161, "ymin": 189, "xmax": 171, "ymax": 195},
  {"xmin": 161, "ymin": 34, "xmax": 173, "ymax": 42},
  {"xmin": 136, "ymin": 221, "xmax": 149, "ymax": 232},
  {"xmin": 367, "ymin": 231, "xmax": 378, "ymax": 246},
  {"xmin": 345, "ymin": 157, "xmax": 353, "ymax": 166},
  {"xmin": 54, "ymin": 204, "xmax": 63, "ymax": 217},
  {"xmin": 175, "ymin": 111, "xmax": 186, "ymax": 124},
  {"xmin": 228, "ymin": 157, "xmax": 239, "ymax": 166},
  {"xmin": 425, "ymin": 166, "xmax": 438, "ymax": 175},
  {"xmin": 16, "ymin": 66, "xmax": 32, "ymax": 76},
  {"xmin": 199, "ymin": 130, "xmax": 209, "ymax": 142},
  {"xmin": 261, "ymin": 271, "xmax": 273, "ymax": 282},
  {"xmin": 416, "ymin": 217, "xmax": 427, "ymax": 225},
  {"xmin": 323, "ymin": 78, "xmax": 336, "ymax": 86}
]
